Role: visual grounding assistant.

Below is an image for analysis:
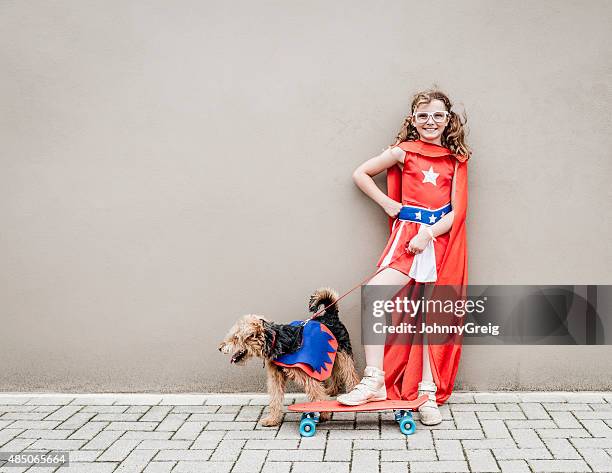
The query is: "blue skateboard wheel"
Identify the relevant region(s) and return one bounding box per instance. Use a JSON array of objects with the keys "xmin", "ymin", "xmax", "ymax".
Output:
[
  {"xmin": 299, "ymin": 418, "xmax": 317, "ymax": 437},
  {"xmin": 399, "ymin": 416, "xmax": 417, "ymax": 435}
]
